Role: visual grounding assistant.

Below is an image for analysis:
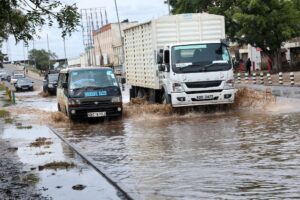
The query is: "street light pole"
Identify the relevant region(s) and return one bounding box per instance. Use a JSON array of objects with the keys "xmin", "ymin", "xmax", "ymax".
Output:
[
  {"xmin": 167, "ymin": 0, "xmax": 171, "ymax": 15},
  {"xmin": 63, "ymin": 37, "xmax": 67, "ymax": 67},
  {"xmin": 47, "ymin": 34, "xmax": 50, "ymax": 70},
  {"xmin": 114, "ymin": 0, "xmax": 125, "ymax": 65}
]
